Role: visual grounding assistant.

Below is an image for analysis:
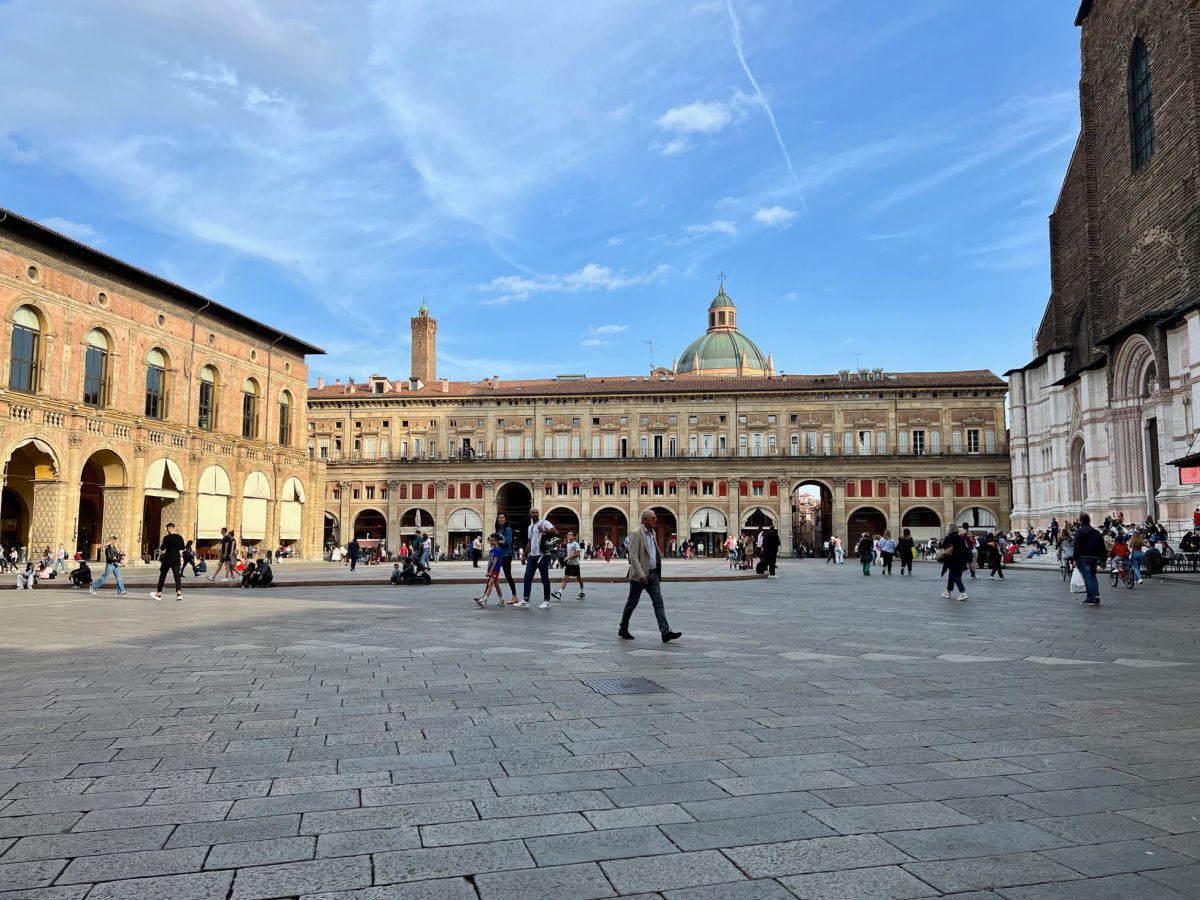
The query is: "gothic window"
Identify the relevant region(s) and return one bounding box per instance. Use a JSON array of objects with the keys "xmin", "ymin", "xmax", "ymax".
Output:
[
  {"xmin": 83, "ymin": 329, "xmax": 109, "ymax": 408},
  {"xmin": 145, "ymin": 349, "xmax": 167, "ymax": 420},
  {"xmin": 1128, "ymin": 38, "xmax": 1155, "ymax": 171},
  {"xmin": 197, "ymin": 365, "xmax": 218, "ymax": 431},
  {"xmin": 9, "ymin": 306, "xmax": 41, "ymax": 393},
  {"xmin": 241, "ymin": 378, "xmax": 259, "ymax": 439}
]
